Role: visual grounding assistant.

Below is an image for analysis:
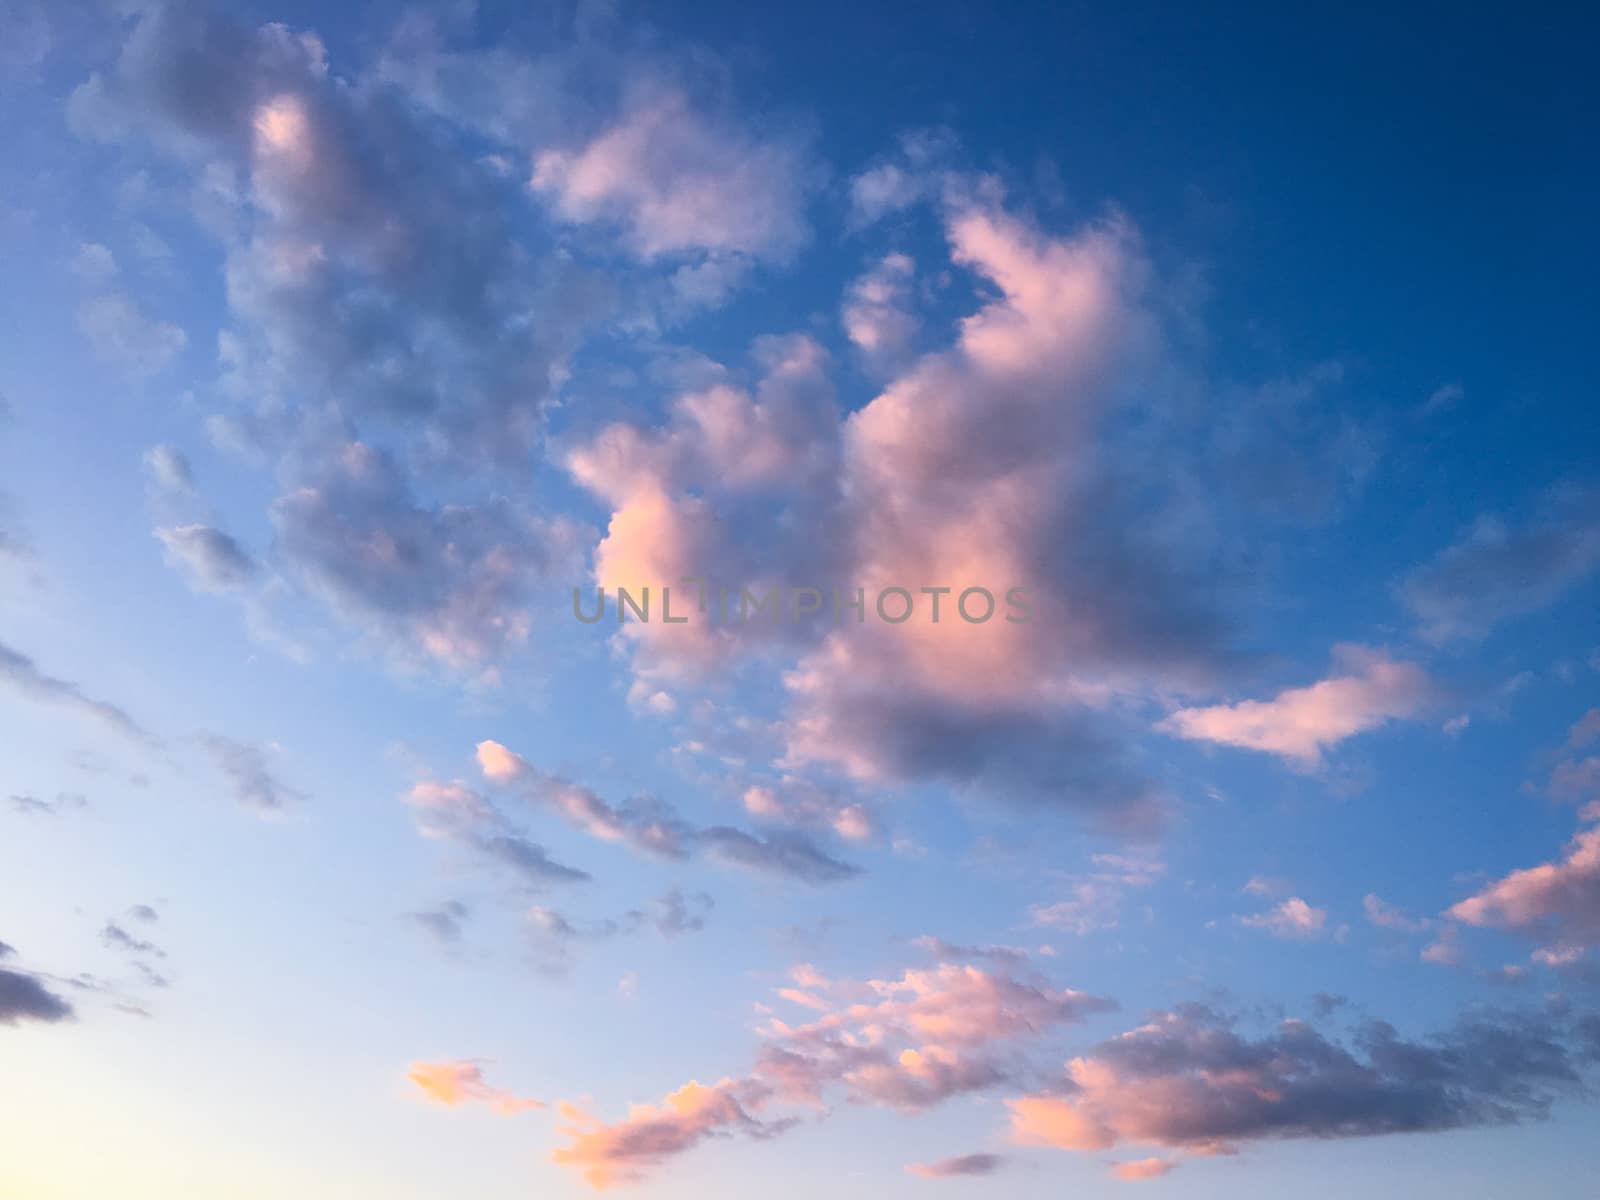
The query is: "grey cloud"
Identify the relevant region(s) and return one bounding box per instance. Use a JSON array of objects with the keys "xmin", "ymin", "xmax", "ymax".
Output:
[
  {"xmin": 101, "ymin": 921, "xmax": 165, "ymax": 959},
  {"xmin": 9, "ymin": 792, "xmax": 89, "ymax": 817},
  {"xmin": 143, "ymin": 444, "xmax": 194, "ymax": 492},
  {"xmin": 479, "ymin": 834, "xmax": 593, "ymax": 888},
  {"xmin": 200, "ymin": 734, "xmax": 303, "ymax": 812},
  {"xmin": 1025, "ymin": 1003, "xmax": 1597, "ymax": 1153},
  {"xmin": 1399, "ymin": 485, "xmax": 1600, "ymax": 643},
  {"xmin": 0, "ymin": 639, "xmax": 155, "ymax": 744},
  {"xmin": 156, "ymin": 524, "xmax": 258, "ymax": 590},
  {"xmin": 0, "ymin": 941, "xmax": 75, "ymax": 1027},
  {"xmin": 410, "ymin": 900, "xmax": 470, "ymax": 946},
  {"xmin": 271, "ymin": 441, "xmax": 584, "ymax": 667},
  {"xmin": 490, "ymin": 751, "xmax": 858, "ymax": 885},
  {"xmin": 699, "ymin": 827, "xmax": 859, "ymax": 885}
]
